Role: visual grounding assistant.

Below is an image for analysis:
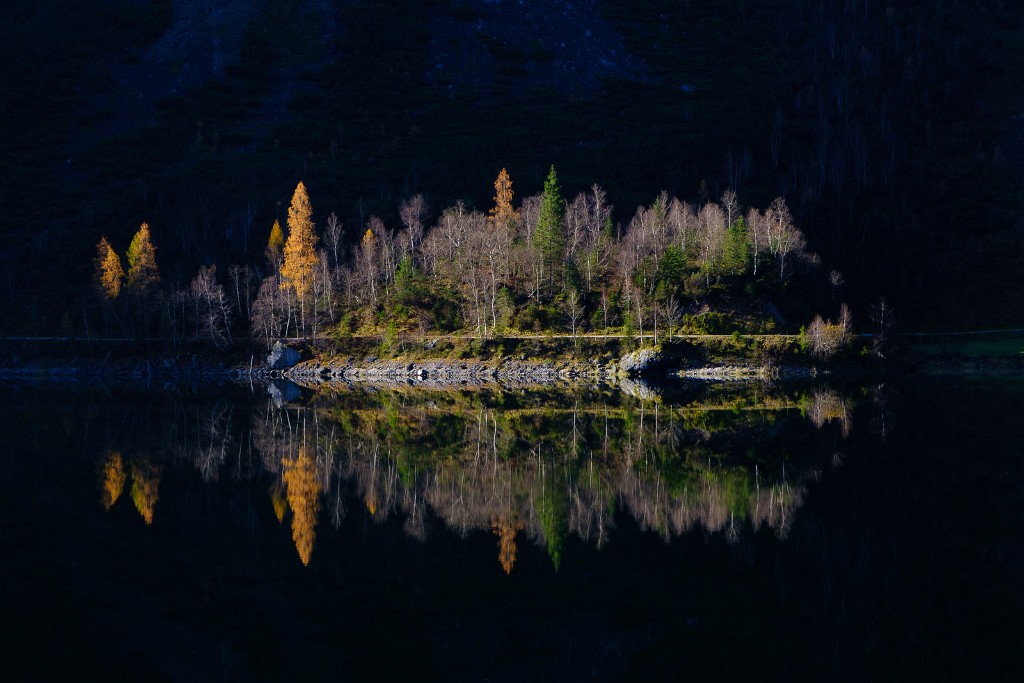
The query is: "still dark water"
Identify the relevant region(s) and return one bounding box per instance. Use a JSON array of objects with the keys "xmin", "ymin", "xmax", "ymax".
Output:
[{"xmin": 1, "ymin": 377, "xmax": 1021, "ymax": 681}]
